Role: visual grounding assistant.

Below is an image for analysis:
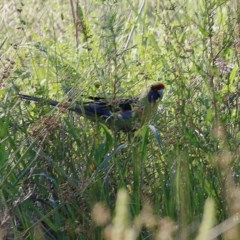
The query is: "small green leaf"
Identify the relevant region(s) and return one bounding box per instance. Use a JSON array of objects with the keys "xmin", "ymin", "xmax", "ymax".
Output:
[
  {"xmin": 229, "ymin": 64, "xmax": 238, "ymax": 84},
  {"xmin": 206, "ymin": 108, "xmax": 213, "ymax": 122}
]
